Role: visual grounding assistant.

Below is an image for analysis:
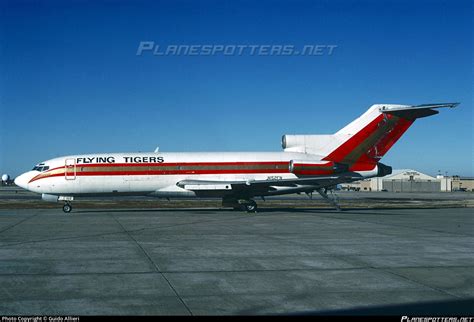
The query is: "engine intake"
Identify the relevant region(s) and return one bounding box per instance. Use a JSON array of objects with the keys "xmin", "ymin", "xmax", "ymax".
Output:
[{"xmin": 42, "ymin": 193, "xmax": 59, "ymax": 203}]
